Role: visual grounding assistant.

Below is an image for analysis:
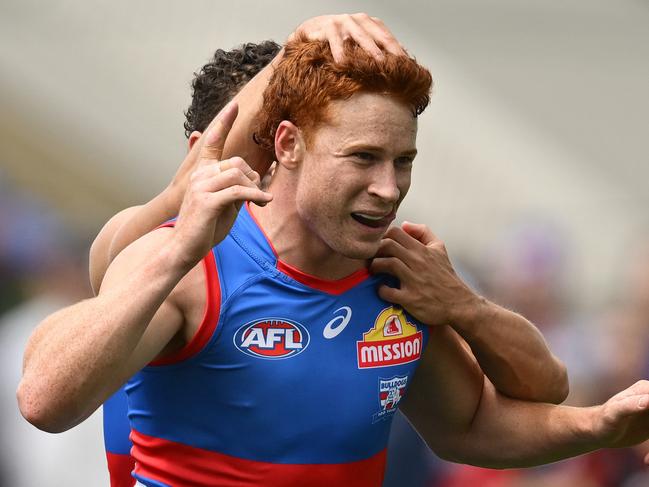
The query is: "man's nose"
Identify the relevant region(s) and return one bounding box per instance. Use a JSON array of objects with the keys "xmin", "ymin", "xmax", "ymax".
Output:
[{"xmin": 367, "ymin": 162, "xmax": 400, "ymax": 203}]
